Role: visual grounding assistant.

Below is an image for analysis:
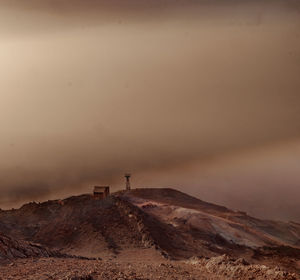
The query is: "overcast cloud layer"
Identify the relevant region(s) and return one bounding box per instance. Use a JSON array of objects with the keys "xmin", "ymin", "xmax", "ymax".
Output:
[{"xmin": 0, "ymin": 0, "xmax": 300, "ymax": 221}]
